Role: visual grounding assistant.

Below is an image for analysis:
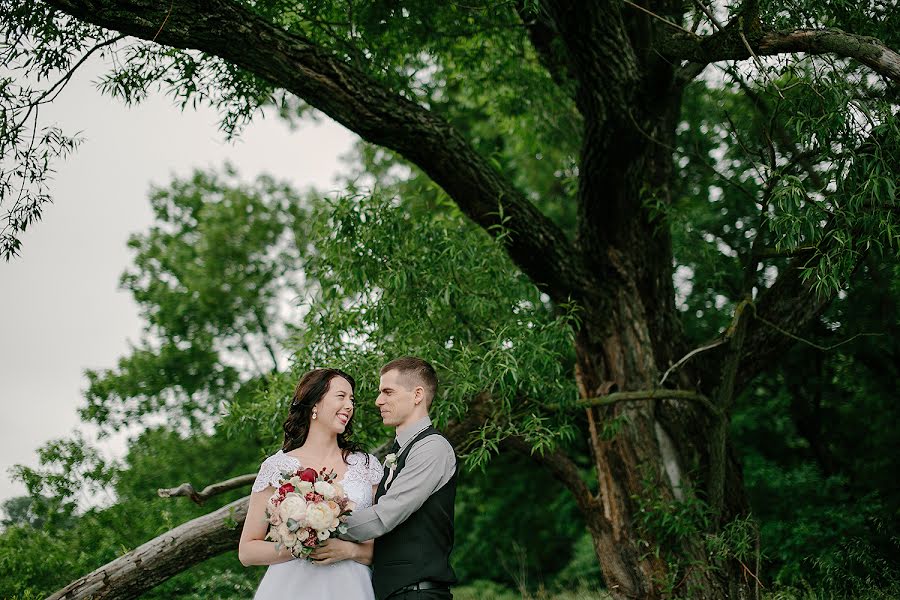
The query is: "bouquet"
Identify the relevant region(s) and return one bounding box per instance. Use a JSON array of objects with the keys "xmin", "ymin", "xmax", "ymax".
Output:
[{"xmin": 265, "ymin": 466, "xmax": 355, "ymax": 559}]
